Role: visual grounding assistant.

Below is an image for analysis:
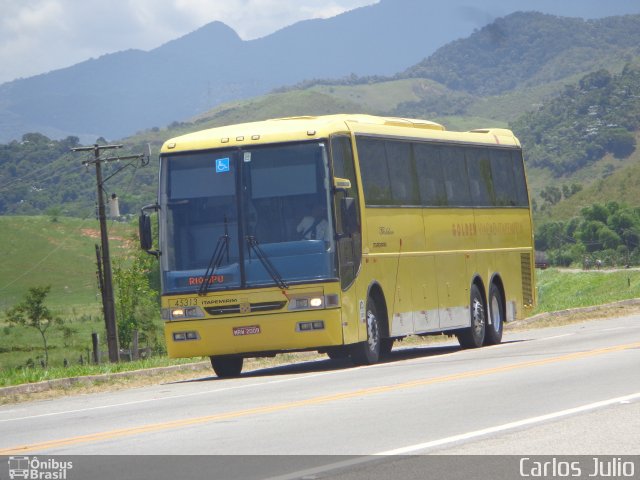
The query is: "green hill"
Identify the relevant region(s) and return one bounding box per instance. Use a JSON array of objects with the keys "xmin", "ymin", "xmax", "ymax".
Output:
[
  {"xmin": 2, "ymin": 11, "xmax": 640, "ymax": 232},
  {"xmin": 542, "ymin": 138, "xmax": 640, "ymax": 220},
  {"xmin": 0, "ymin": 216, "xmax": 134, "ymax": 311},
  {"xmin": 401, "ymin": 12, "xmax": 640, "ymax": 95}
]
